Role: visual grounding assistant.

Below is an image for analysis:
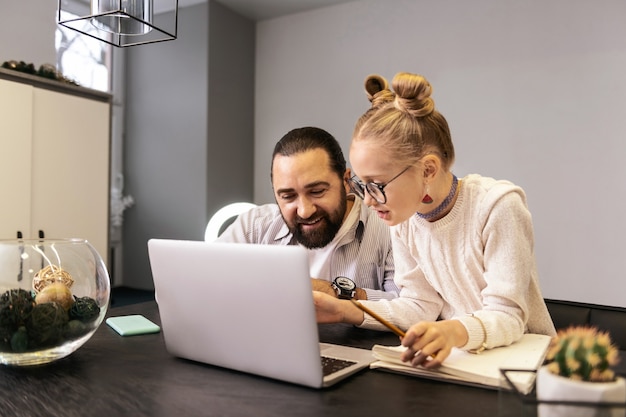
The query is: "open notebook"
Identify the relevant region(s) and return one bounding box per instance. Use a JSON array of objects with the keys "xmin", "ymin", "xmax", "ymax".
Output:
[
  {"xmin": 370, "ymin": 333, "xmax": 551, "ymax": 394},
  {"xmin": 147, "ymin": 239, "xmax": 374, "ymax": 388}
]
